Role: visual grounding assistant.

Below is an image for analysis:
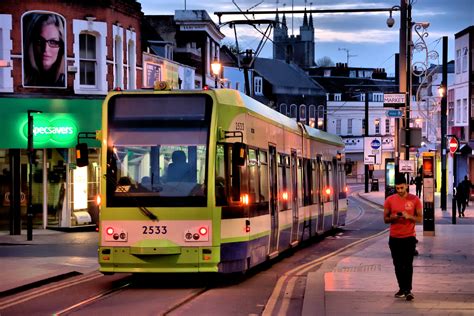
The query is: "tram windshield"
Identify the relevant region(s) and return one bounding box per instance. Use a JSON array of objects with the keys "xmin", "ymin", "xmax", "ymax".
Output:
[{"xmin": 105, "ymin": 94, "xmax": 212, "ymax": 207}]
